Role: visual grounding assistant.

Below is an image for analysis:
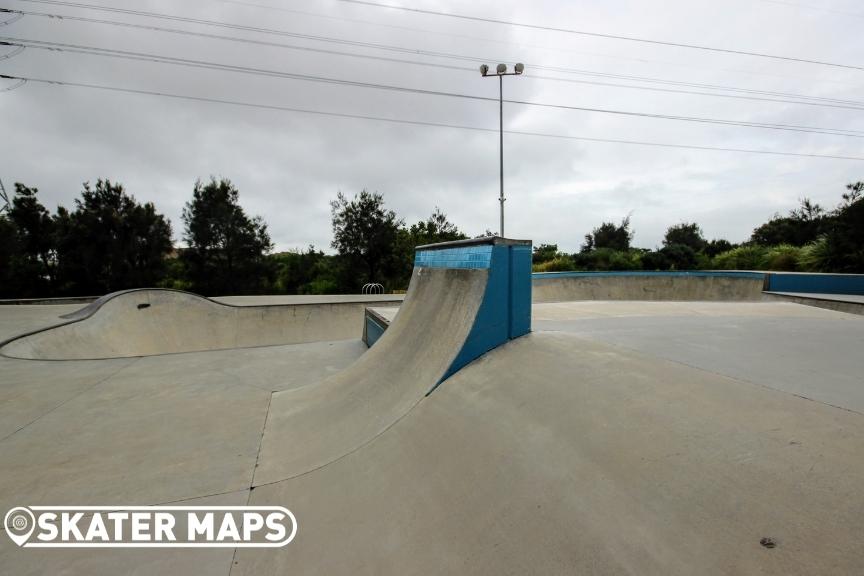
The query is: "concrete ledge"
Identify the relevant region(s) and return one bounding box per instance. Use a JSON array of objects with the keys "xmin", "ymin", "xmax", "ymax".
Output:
[
  {"xmin": 0, "ymin": 296, "xmax": 100, "ymax": 306},
  {"xmin": 764, "ymin": 292, "xmax": 864, "ymax": 316},
  {"xmin": 532, "ymin": 271, "xmax": 766, "ymax": 302}
]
